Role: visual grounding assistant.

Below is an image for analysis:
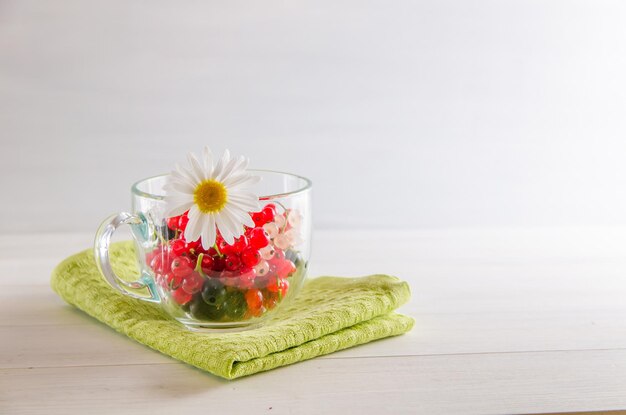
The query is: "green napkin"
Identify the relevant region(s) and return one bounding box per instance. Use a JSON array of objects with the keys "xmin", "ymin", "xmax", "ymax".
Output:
[{"xmin": 51, "ymin": 241, "xmax": 414, "ymax": 379}]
